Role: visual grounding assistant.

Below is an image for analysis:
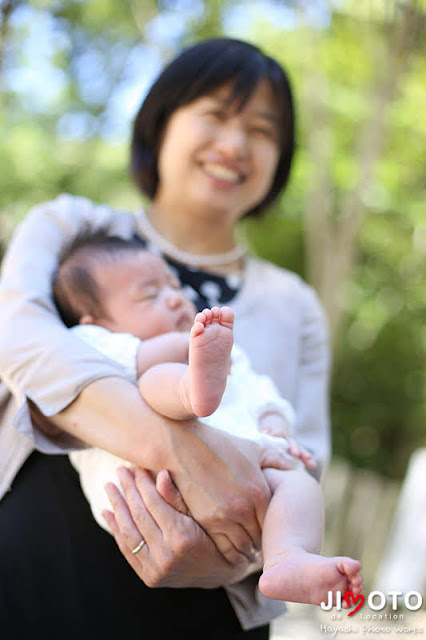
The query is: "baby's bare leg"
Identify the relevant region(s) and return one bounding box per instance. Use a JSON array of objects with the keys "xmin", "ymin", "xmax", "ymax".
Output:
[
  {"xmin": 138, "ymin": 307, "xmax": 234, "ymax": 420},
  {"xmin": 138, "ymin": 362, "xmax": 194, "ymax": 420},
  {"xmin": 258, "ymin": 468, "xmax": 363, "ymax": 605}
]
